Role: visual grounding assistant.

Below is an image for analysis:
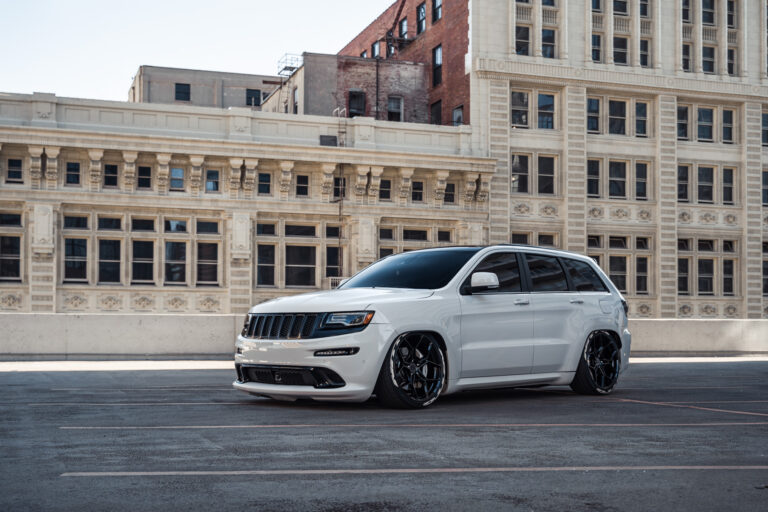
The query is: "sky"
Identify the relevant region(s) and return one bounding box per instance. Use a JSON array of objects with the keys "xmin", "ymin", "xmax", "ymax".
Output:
[{"xmin": 0, "ymin": 0, "xmax": 395, "ymax": 101}]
